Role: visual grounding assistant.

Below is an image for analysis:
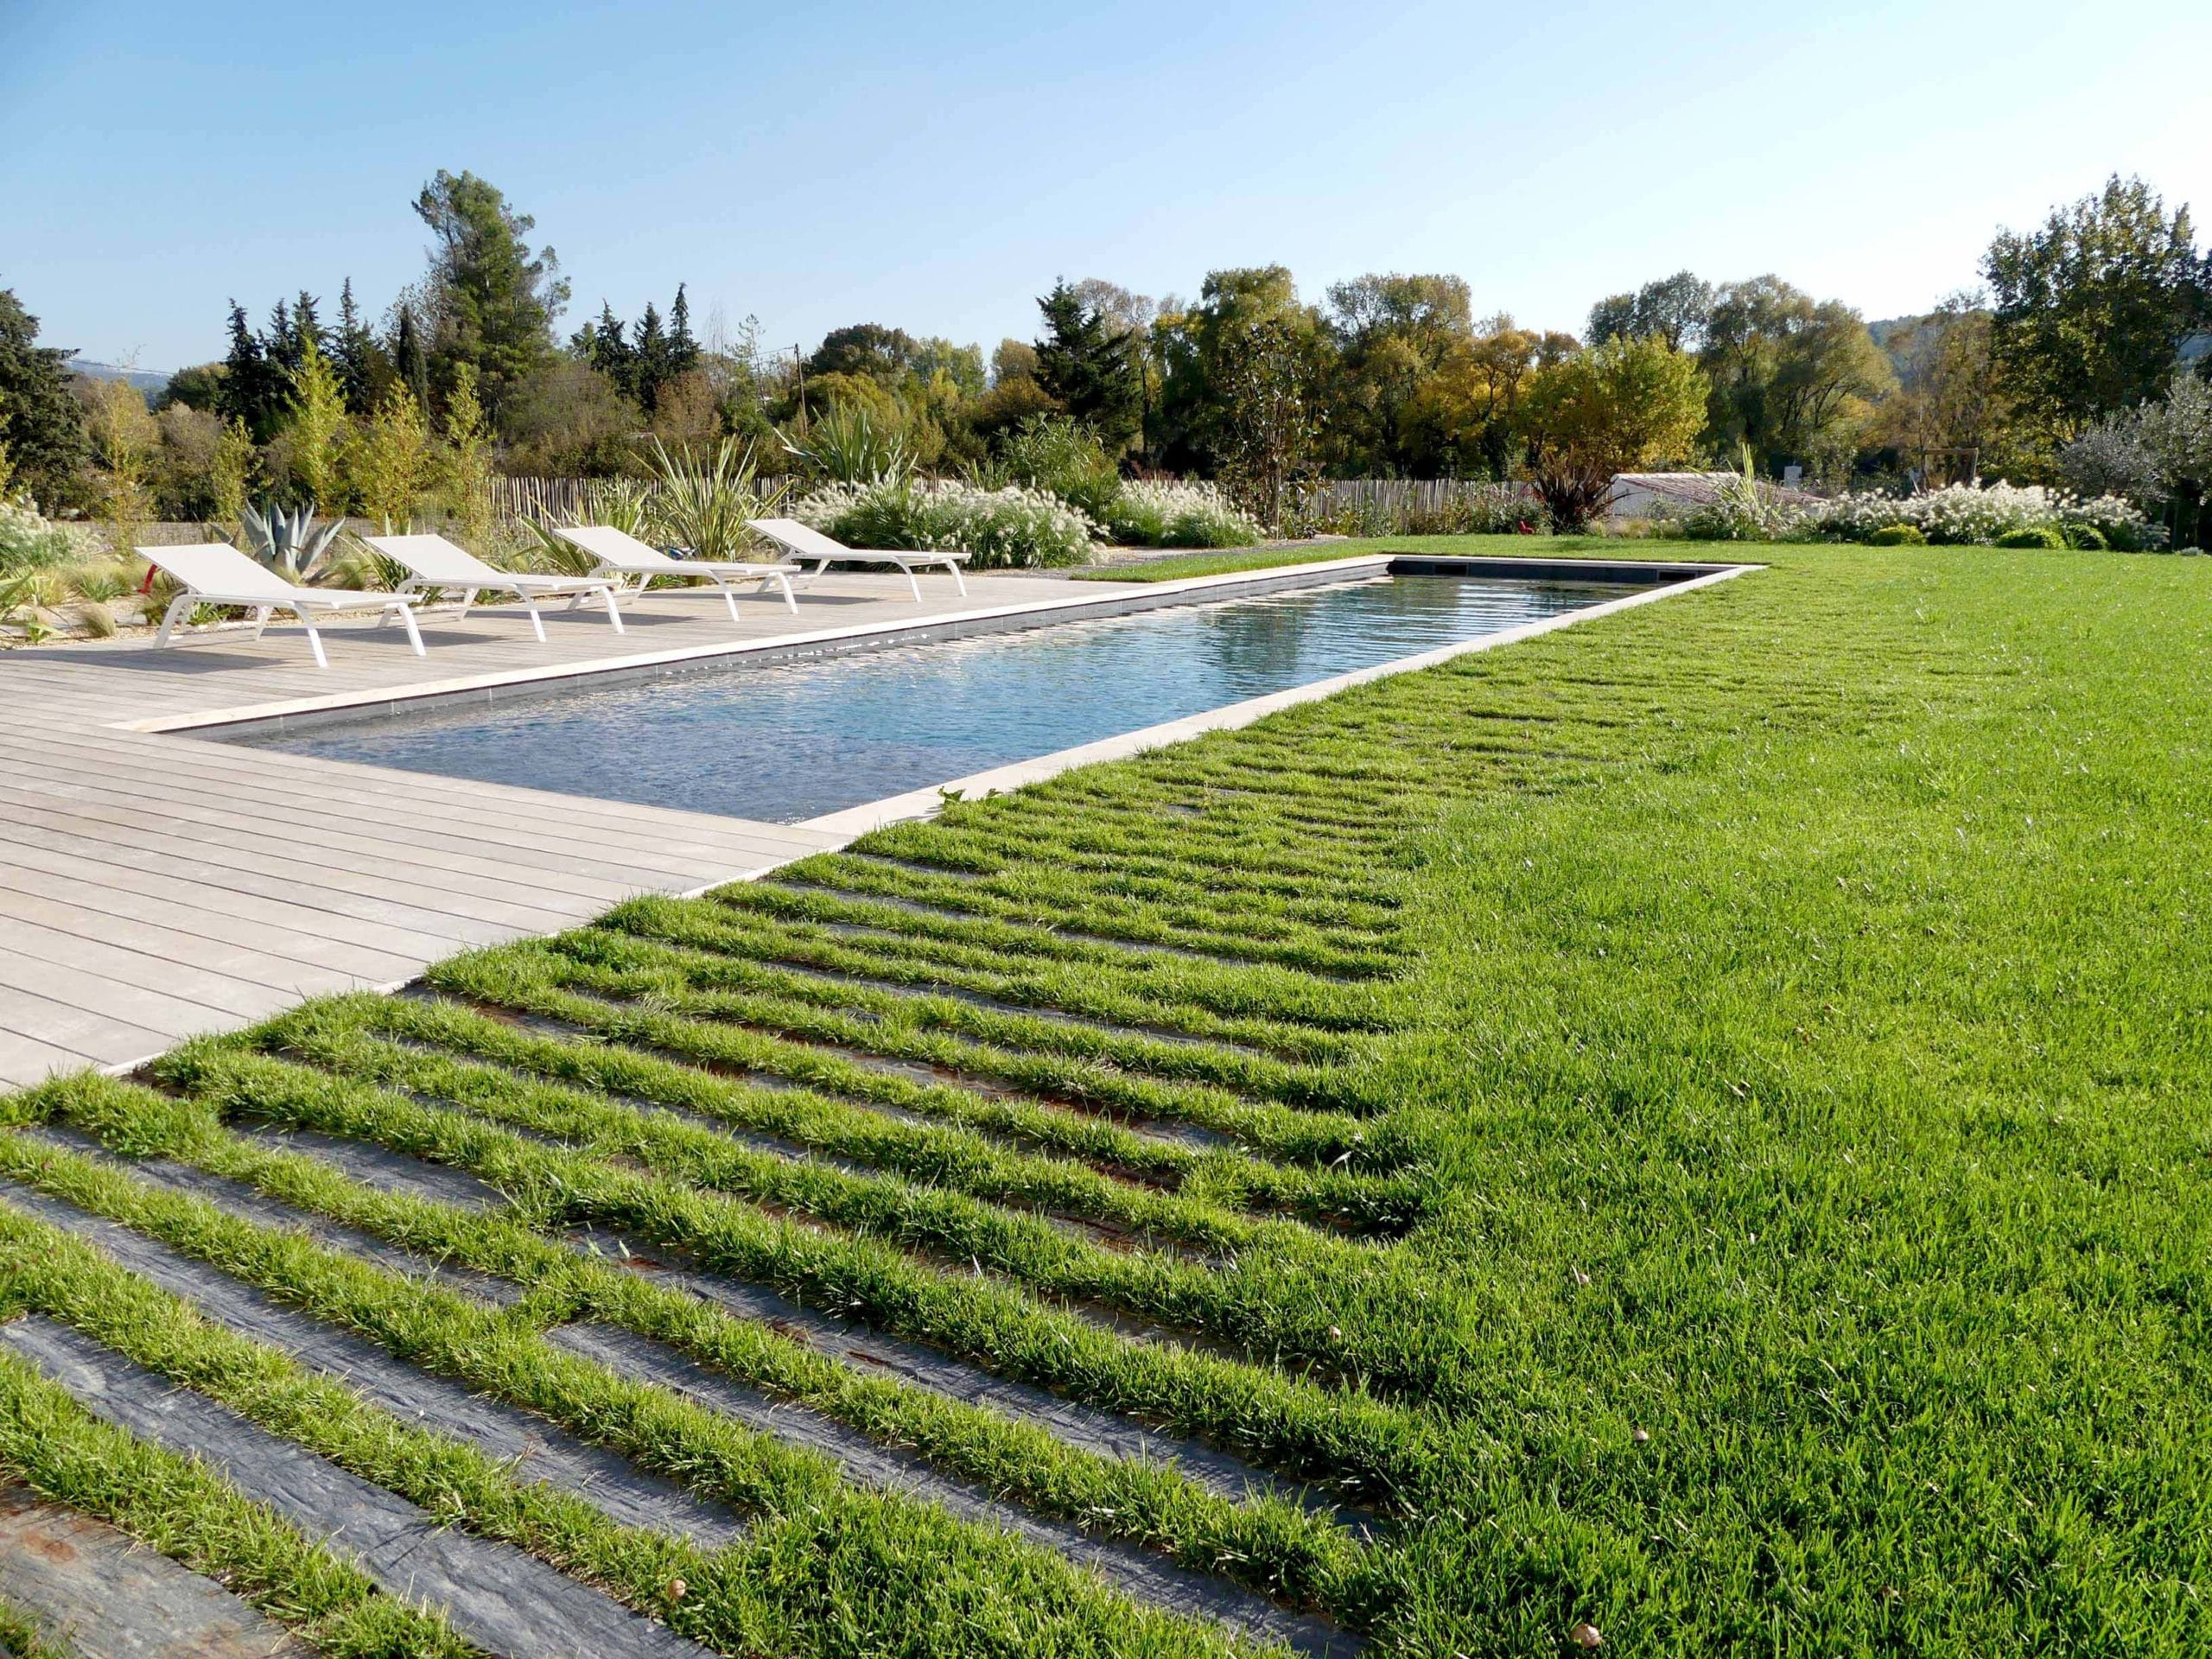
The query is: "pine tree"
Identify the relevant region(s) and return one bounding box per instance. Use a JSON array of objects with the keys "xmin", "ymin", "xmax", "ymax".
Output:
[
  {"xmin": 573, "ymin": 302, "xmax": 632, "ymax": 398},
  {"xmin": 218, "ymin": 301, "xmax": 277, "ymax": 439},
  {"xmin": 667, "ymin": 283, "xmax": 700, "ymax": 381},
  {"xmin": 0, "ymin": 287, "xmax": 92, "ymax": 505},
  {"xmin": 1034, "ymin": 280, "xmax": 1142, "ymax": 452},
  {"xmin": 265, "ymin": 298, "xmax": 295, "ymax": 381},
  {"xmin": 632, "ymin": 301, "xmax": 667, "ymax": 411},
  {"xmin": 412, "ymin": 168, "xmax": 568, "ymax": 416},
  {"xmin": 334, "ymin": 278, "xmax": 384, "ymax": 416},
  {"xmin": 291, "ymin": 289, "xmax": 325, "ymax": 363}
]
